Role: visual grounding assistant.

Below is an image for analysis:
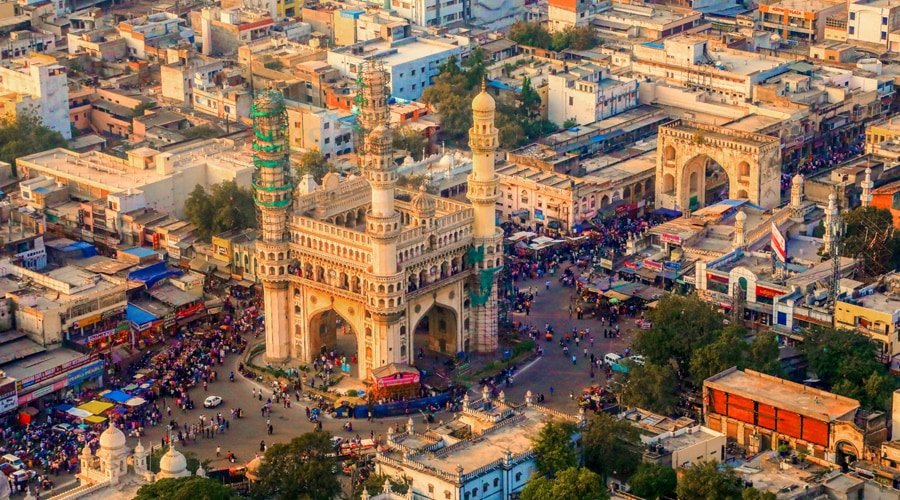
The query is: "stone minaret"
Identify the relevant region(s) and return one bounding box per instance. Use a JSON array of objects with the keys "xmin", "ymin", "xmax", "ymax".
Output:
[
  {"xmin": 467, "ymin": 81, "xmax": 502, "ymax": 352},
  {"xmin": 733, "ymin": 209, "xmax": 747, "ymax": 249},
  {"xmin": 360, "ymin": 60, "xmax": 404, "ymax": 374},
  {"xmin": 861, "ymin": 167, "xmax": 873, "ymax": 208},
  {"xmin": 823, "ymin": 192, "xmax": 839, "ymax": 251},
  {"xmin": 791, "ymin": 173, "xmax": 804, "ymax": 210},
  {"xmin": 253, "ymin": 90, "xmax": 293, "ymax": 362}
]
